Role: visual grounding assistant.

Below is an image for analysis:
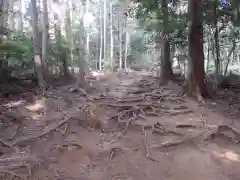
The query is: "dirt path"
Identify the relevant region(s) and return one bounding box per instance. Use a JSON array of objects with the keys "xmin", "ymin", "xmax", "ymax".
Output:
[{"xmin": 0, "ymin": 71, "xmax": 240, "ymax": 180}]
